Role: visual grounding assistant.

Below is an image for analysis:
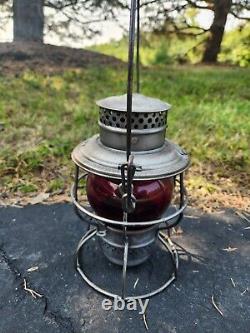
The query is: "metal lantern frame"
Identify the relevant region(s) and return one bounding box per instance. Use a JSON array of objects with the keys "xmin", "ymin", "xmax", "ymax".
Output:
[
  {"xmin": 71, "ymin": 0, "xmax": 189, "ymax": 300},
  {"xmin": 71, "ymin": 169, "xmax": 188, "ymax": 299}
]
